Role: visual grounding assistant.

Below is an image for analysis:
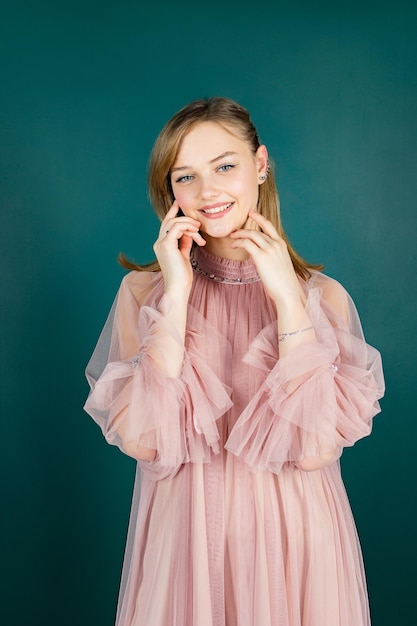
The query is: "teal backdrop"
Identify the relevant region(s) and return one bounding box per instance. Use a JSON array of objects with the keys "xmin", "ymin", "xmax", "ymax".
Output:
[{"xmin": 1, "ymin": 1, "xmax": 416, "ymax": 624}]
